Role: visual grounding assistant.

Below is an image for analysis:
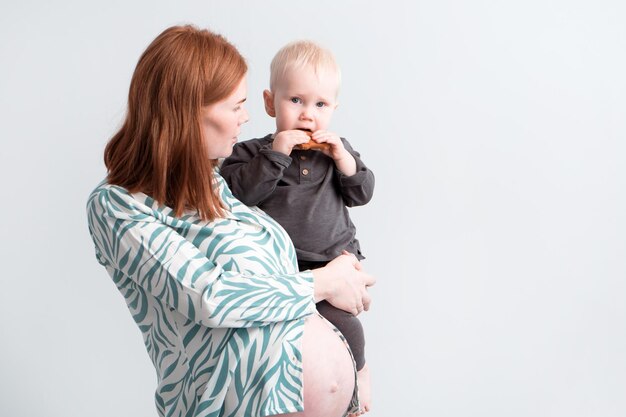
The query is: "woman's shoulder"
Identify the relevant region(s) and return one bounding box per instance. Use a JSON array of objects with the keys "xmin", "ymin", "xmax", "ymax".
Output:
[
  {"xmin": 88, "ymin": 180, "xmax": 129, "ymax": 201},
  {"xmin": 86, "ymin": 180, "xmax": 166, "ymax": 222}
]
